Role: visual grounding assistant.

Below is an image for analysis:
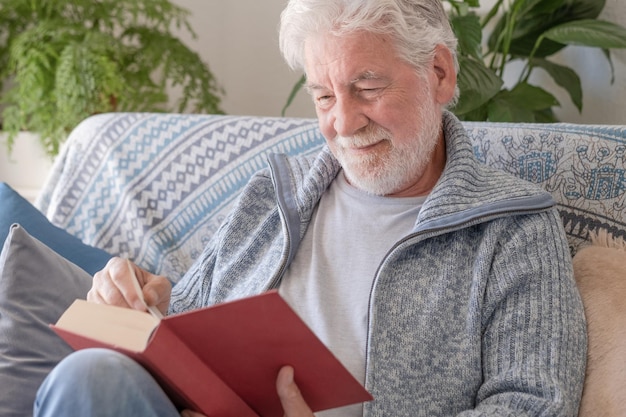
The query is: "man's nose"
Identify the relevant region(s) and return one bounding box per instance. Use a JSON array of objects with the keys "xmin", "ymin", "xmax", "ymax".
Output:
[{"xmin": 332, "ymin": 96, "xmax": 368, "ymax": 137}]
